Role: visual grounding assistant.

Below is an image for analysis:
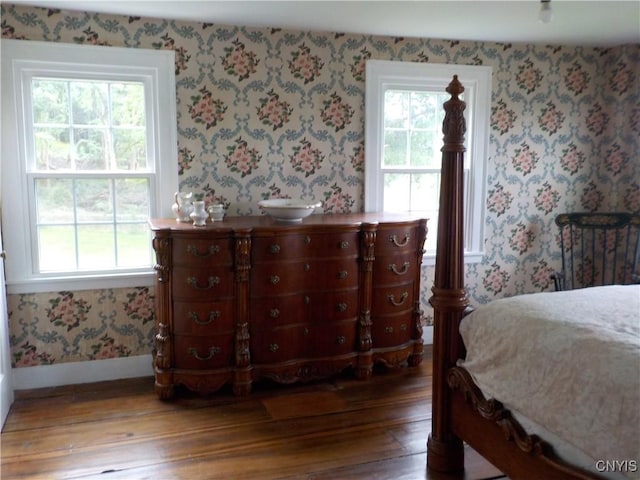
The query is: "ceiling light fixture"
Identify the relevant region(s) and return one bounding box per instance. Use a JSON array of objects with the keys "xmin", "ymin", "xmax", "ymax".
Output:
[{"xmin": 539, "ymin": 0, "xmax": 553, "ymax": 24}]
